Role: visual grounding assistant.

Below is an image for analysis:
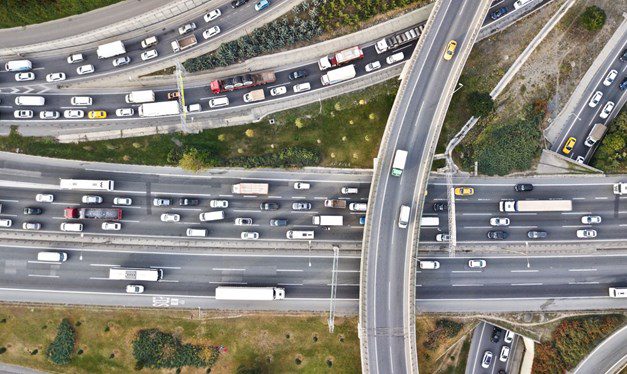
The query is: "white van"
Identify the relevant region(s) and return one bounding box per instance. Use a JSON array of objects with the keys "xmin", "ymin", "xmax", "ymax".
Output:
[
  {"xmin": 419, "ymin": 260, "xmax": 440, "ymax": 270},
  {"xmin": 141, "ymin": 36, "xmax": 158, "ymax": 49},
  {"xmin": 199, "ymin": 211, "xmax": 225, "ymax": 222},
  {"xmin": 286, "ymin": 230, "xmax": 315, "ymax": 239},
  {"xmin": 186, "ymin": 228, "xmax": 207, "ymax": 237},
  {"xmin": 609, "ymin": 287, "xmax": 627, "ymax": 298},
  {"xmin": 60, "ymin": 222, "xmax": 83, "ymax": 232},
  {"xmin": 15, "ymin": 96, "xmax": 45, "ymax": 106},
  {"xmin": 71, "ymin": 96, "xmax": 93, "ymax": 106},
  {"xmin": 514, "ymin": 0, "xmax": 533, "ymax": 9},
  {"xmin": 349, "ymin": 202, "xmax": 368, "ymax": 212},
  {"xmin": 208, "ymin": 97, "xmax": 229, "ymax": 108},
  {"xmin": 37, "ymin": 251, "xmax": 68, "ymax": 262},
  {"xmin": 5, "ymin": 60, "xmax": 32, "ymax": 72},
  {"xmin": 398, "ymin": 205, "xmax": 411, "ymax": 229},
  {"xmin": 0, "ymin": 219, "xmax": 12, "ymax": 228}
]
